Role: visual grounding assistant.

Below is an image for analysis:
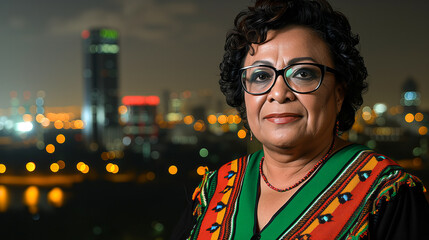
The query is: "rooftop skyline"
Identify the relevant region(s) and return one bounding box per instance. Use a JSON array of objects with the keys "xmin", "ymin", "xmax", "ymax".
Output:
[{"xmin": 1, "ymin": 0, "xmax": 428, "ymax": 109}]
